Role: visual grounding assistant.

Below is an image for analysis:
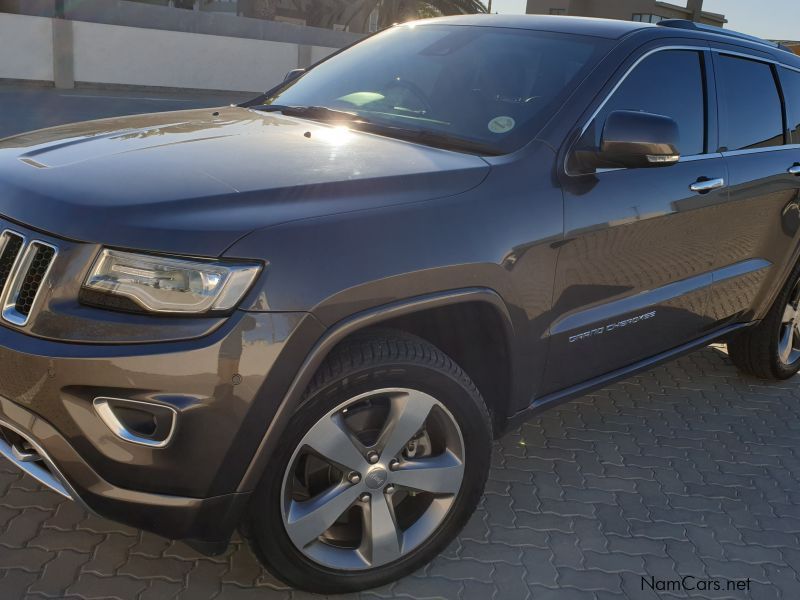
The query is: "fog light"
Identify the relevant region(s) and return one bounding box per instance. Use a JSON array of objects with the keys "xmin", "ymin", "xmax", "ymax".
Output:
[{"xmin": 93, "ymin": 397, "xmax": 177, "ymax": 448}]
